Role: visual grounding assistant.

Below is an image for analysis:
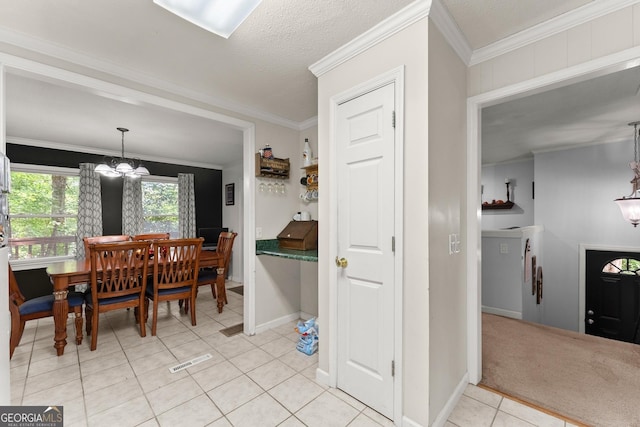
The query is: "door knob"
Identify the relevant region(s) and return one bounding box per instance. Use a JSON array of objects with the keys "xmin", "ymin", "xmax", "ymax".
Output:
[
  {"xmin": 587, "ymin": 319, "xmax": 594, "ymax": 325},
  {"xmin": 587, "ymin": 310, "xmax": 594, "ymax": 315},
  {"xmin": 335, "ymin": 257, "xmax": 348, "ymax": 268}
]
